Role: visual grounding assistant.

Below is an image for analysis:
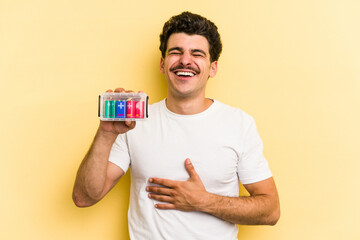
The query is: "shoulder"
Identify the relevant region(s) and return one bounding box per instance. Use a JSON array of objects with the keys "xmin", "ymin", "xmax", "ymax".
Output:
[
  {"xmin": 147, "ymin": 99, "xmax": 164, "ymax": 117},
  {"xmin": 213, "ymin": 100, "xmax": 255, "ymax": 125},
  {"xmin": 148, "ymin": 99, "xmax": 164, "ymax": 110}
]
